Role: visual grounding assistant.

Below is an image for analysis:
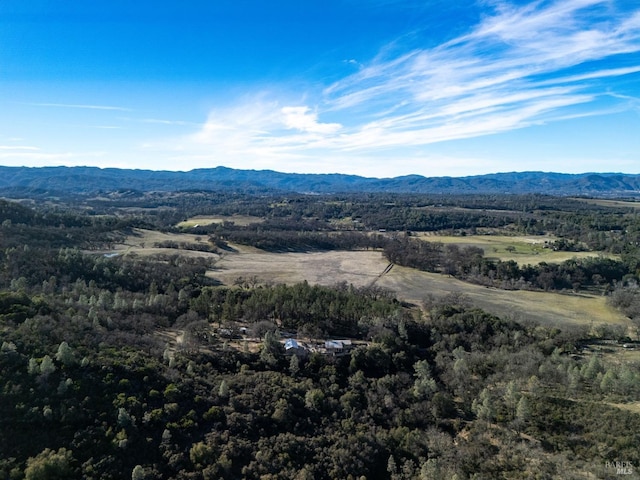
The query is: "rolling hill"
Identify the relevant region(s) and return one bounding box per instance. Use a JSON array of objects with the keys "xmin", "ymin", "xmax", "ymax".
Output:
[{"xmin": 1, "ymin": 165, "xmax": 640, "ymax": 197}]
